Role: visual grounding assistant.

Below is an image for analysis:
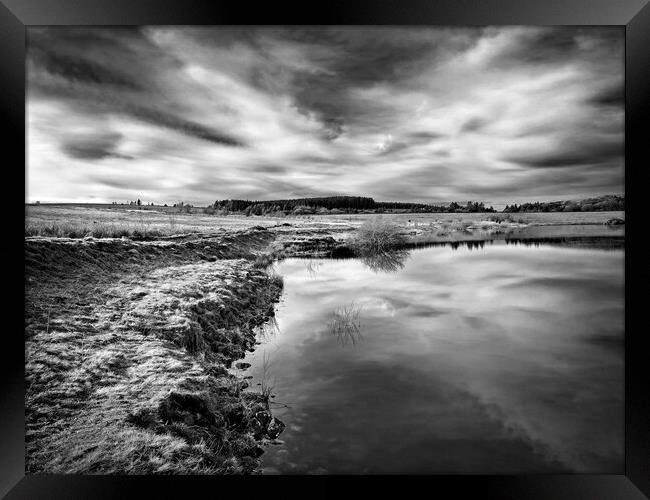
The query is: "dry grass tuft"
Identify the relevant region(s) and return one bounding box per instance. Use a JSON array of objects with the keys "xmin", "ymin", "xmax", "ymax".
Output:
[
  {"xmin": 327, "ymin": 302, "xmax": 363, "ymax": 346},
  {"xmin": 259, "ymin": 351, "xmax": 275, "ymax": 405}
]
